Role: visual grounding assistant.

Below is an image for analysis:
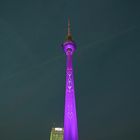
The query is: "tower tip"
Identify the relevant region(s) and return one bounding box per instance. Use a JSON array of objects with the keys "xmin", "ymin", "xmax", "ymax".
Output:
[
  {"xmin": 68, "ymin": 18, "xmax": 71, "ymax": 36},
  {"xmin": 67, "ymin": 18, "xmax": 73, "ymax": 41}
]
